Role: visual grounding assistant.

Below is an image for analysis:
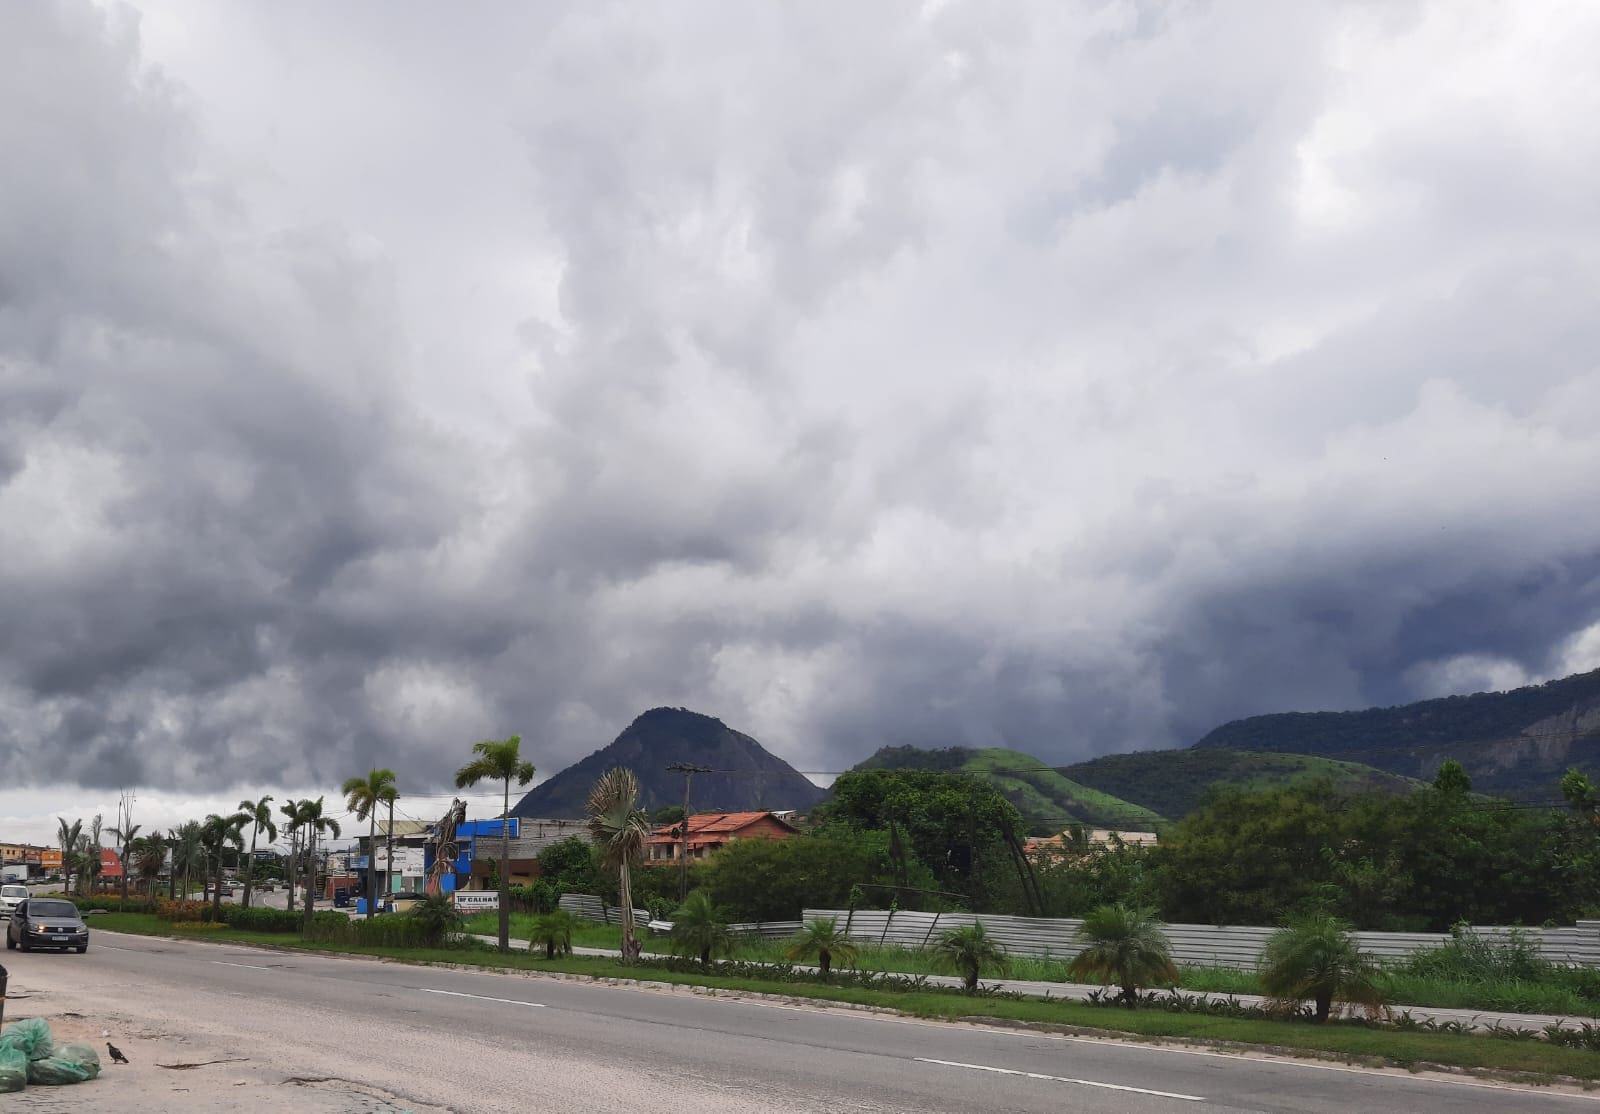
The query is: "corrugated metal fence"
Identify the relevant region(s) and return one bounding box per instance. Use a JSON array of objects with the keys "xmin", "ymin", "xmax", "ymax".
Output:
[{"xmin": 557, "ymin": 894, "xmax": 1600, "ymax": 967}]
